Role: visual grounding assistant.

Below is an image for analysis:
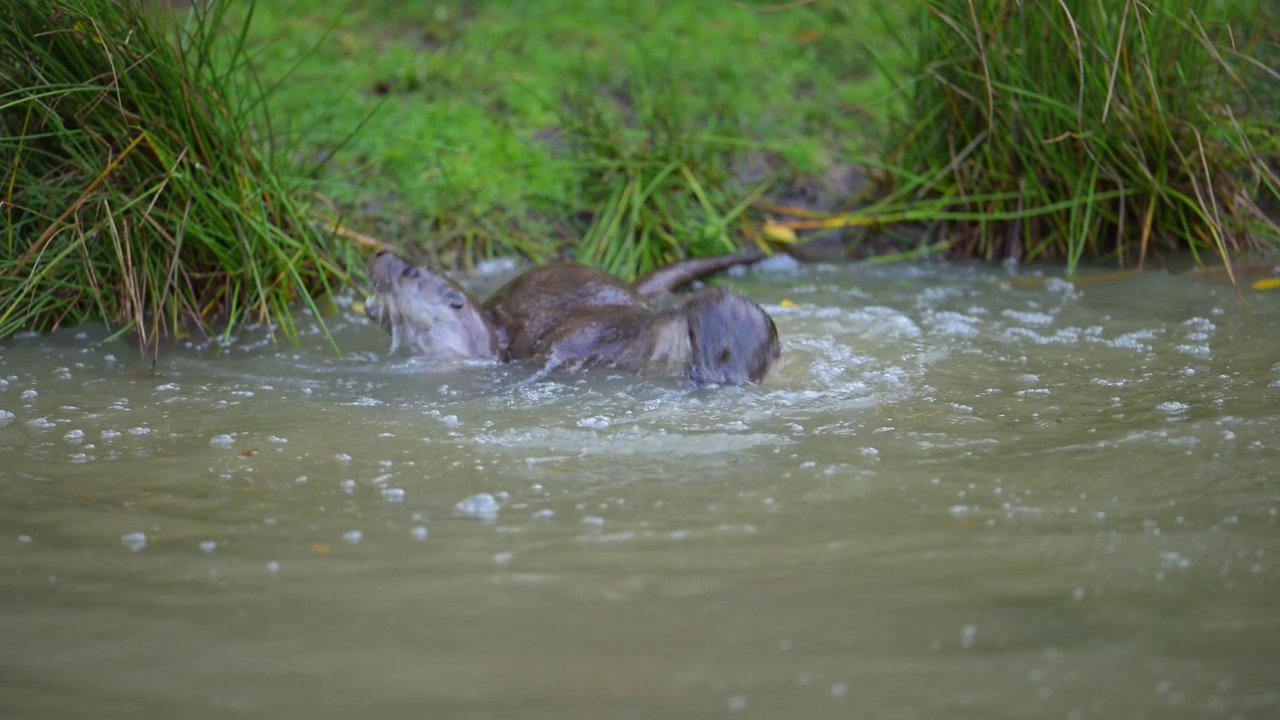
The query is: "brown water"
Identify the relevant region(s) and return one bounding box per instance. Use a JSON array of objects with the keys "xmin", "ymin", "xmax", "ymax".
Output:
[{"xmin": 2, "ymin": 261, "xmax": 1279, "ymax": 720}]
